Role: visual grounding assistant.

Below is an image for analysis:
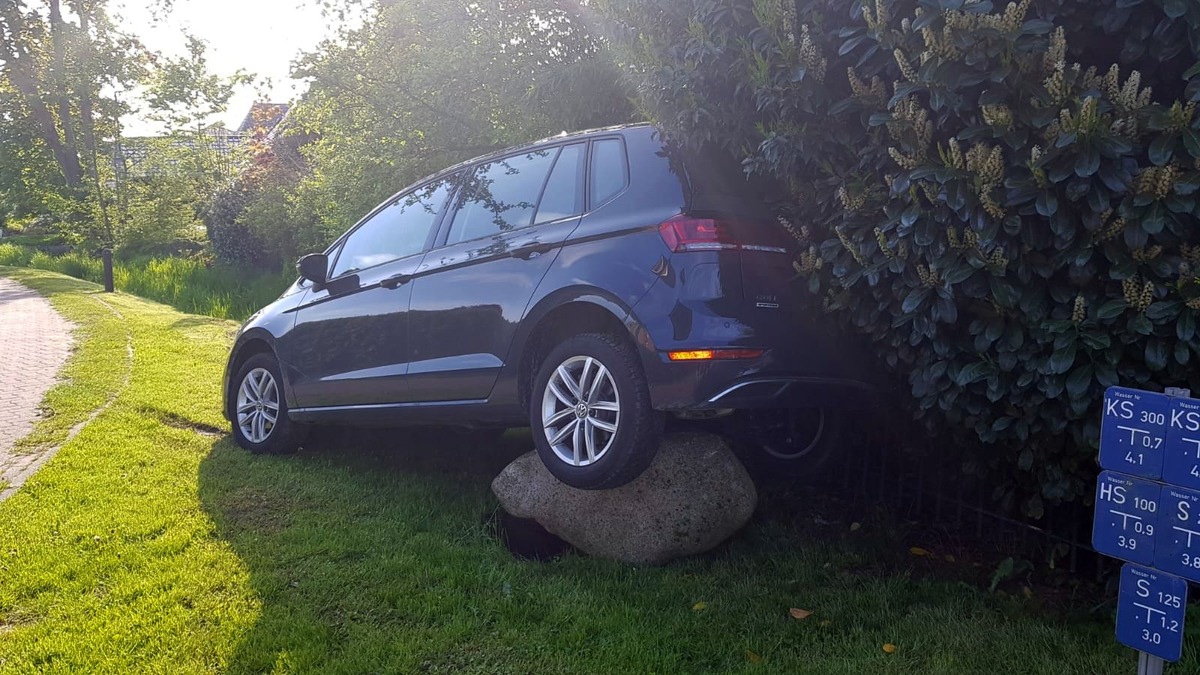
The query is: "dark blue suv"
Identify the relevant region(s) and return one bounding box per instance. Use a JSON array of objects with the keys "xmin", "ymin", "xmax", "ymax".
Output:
[{"xmin": 223, "ymin": 124, "xmax": 875, "ymax": 489}]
